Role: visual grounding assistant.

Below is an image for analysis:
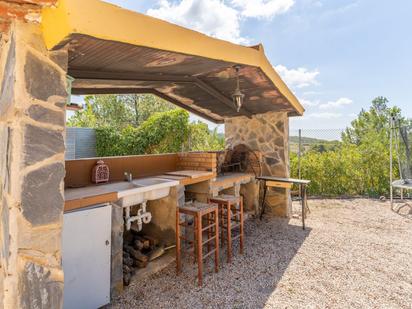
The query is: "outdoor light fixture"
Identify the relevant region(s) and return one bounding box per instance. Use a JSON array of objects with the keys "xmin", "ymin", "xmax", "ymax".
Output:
[{"xmin": 232, "ymin": 65, "xmax": 245, "ymax": 112}]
